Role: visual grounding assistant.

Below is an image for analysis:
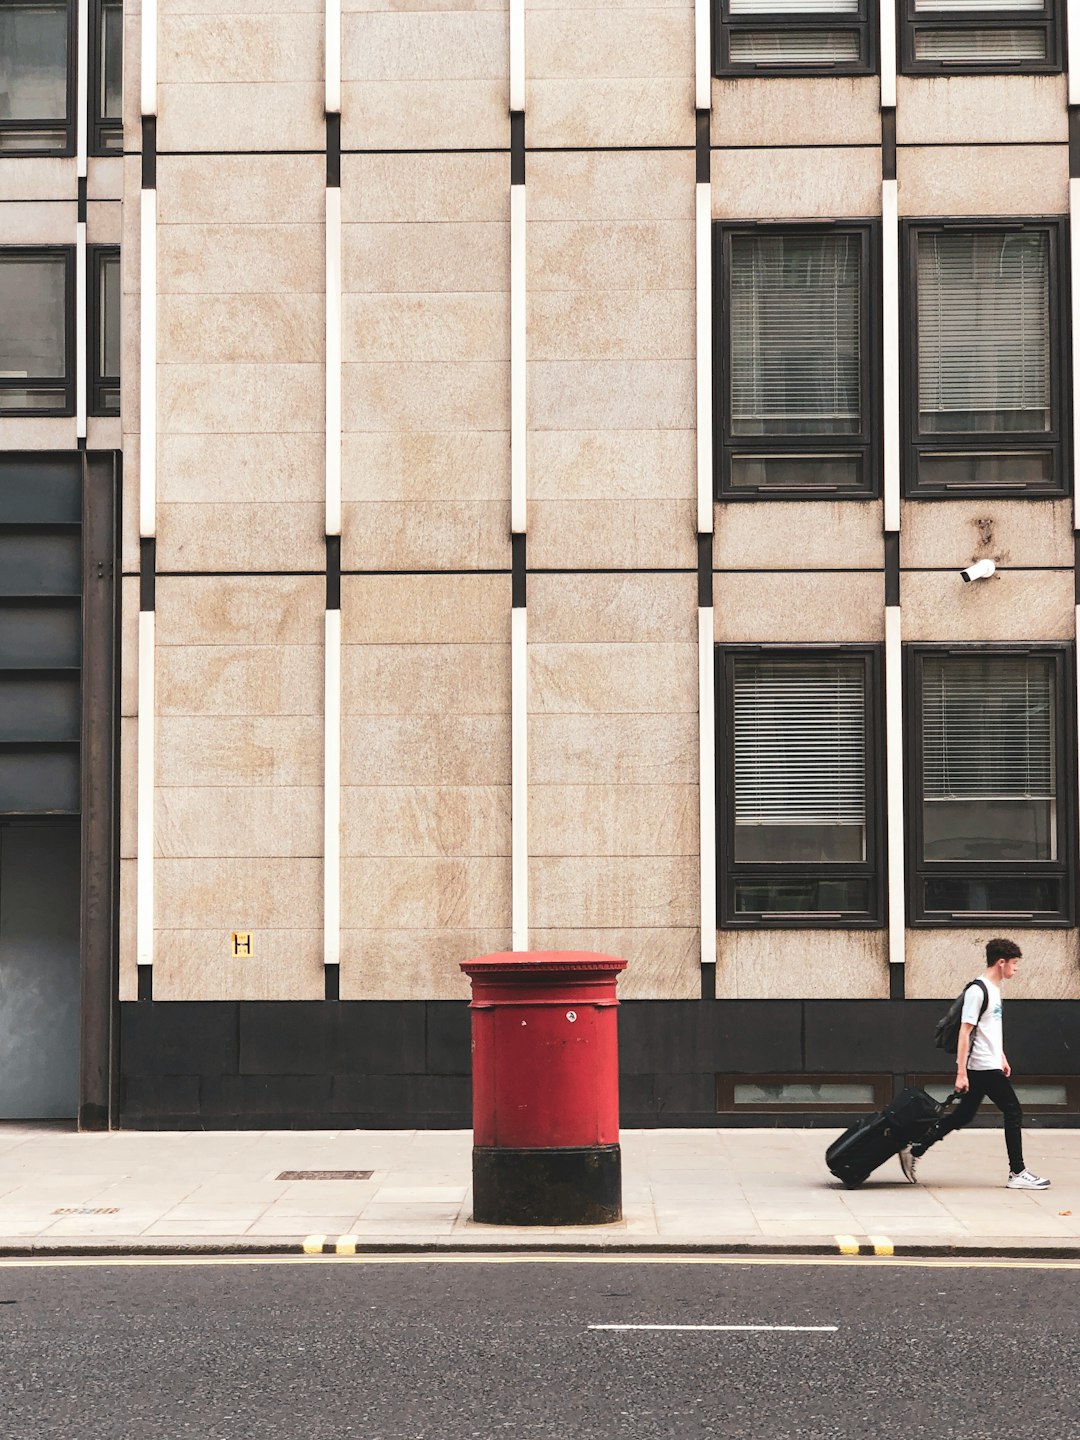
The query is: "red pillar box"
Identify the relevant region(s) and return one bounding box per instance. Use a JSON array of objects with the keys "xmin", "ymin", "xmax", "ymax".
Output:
[{"xmin": 460, "ymin": 951, "xmax": 627, "ymax": 1225}]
